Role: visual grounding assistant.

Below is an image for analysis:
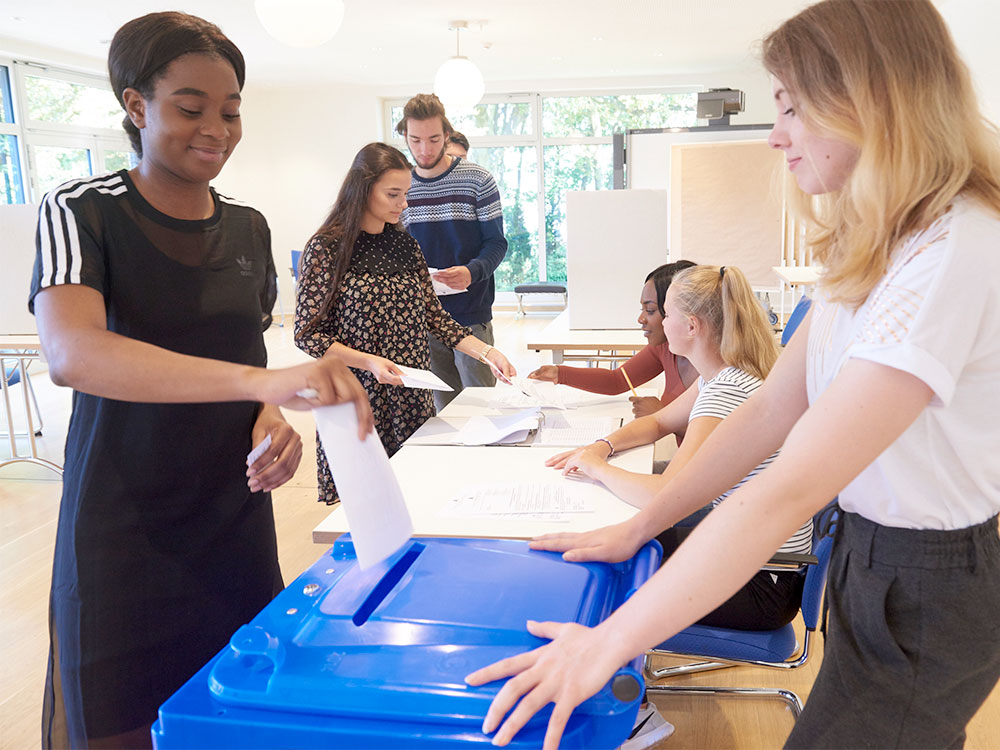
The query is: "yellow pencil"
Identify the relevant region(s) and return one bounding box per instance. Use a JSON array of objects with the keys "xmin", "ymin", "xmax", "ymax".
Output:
[{"xmin": 621, "ymin": 366, "xmax": 639, "ymax": 398}]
